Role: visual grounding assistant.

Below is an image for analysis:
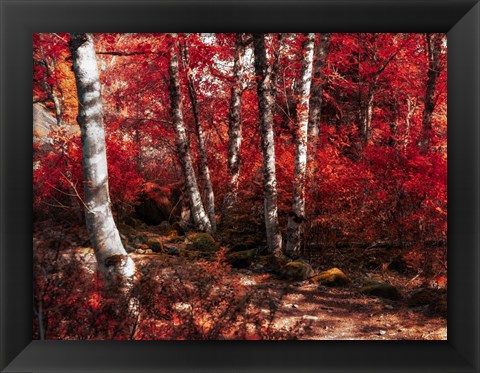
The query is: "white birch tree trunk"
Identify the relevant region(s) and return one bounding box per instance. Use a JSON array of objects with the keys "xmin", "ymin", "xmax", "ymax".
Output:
[
  {"xmin": 70, "ymin": 33, "xmax": 135, "ymax": 288},
  {"xmin": 285, "ymin": 33, "xmax": 316, "ymax": 258},
  {"xmin": 181, "ymin": 40, "xmax": 216, "ymax": 232},
  {"xmin": 222, "ymin": 33, "xmax": 248, "ymax": 219},
  {"xmin": 253, "ymin": 33, "xmax": 283, "ymax": 257},
  {"xmin": 307, "ymin": 33, "xmax": 331, "ymax": 161},
  {"xmin": 168, "ymin": 35, "xmax": 212, "ymax": 233}
]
